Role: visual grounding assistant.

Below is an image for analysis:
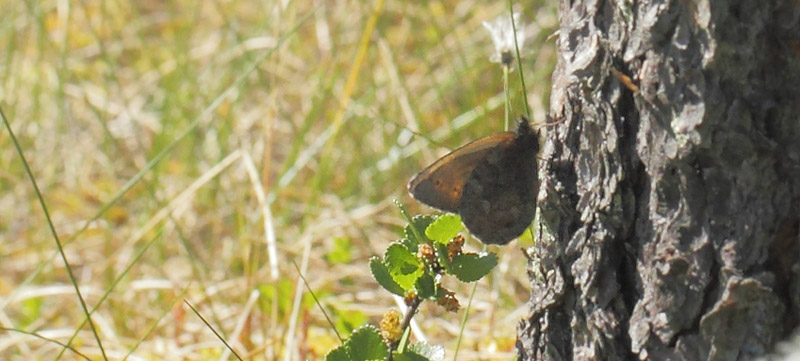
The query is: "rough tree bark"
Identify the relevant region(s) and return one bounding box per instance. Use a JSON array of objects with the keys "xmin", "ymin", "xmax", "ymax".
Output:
[{"xmin": 517, "ymin": 0, "xmax": 800, "ymax": 360}]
